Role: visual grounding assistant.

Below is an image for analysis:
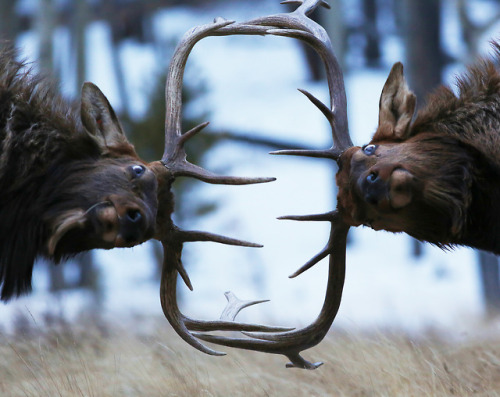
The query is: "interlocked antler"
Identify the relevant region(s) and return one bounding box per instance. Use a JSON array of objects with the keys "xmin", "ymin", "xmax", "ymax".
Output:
[
  {"xmin": 156, "ymin": 0, "xmax": 354, "ymax": 368},
  {"xmin": 155, "ymin": 18, "xmax": 292, "ymax": 357}
]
